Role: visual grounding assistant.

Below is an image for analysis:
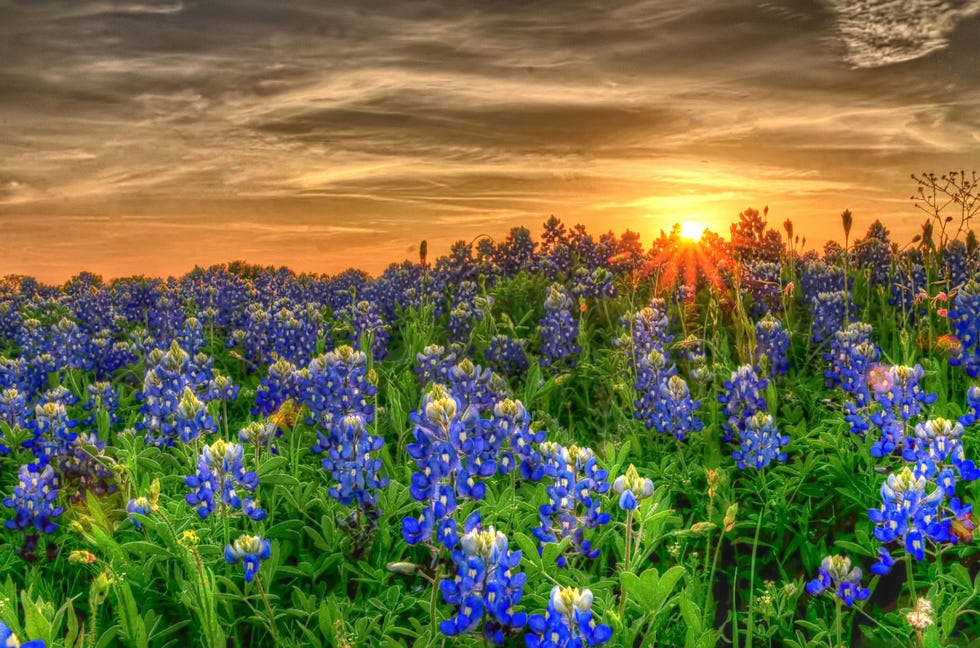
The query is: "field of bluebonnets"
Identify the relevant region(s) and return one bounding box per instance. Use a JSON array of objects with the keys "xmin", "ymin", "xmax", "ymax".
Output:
[{"xmin": 1, "ymin": 187, "xmax": 980, "ymax": 647}]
